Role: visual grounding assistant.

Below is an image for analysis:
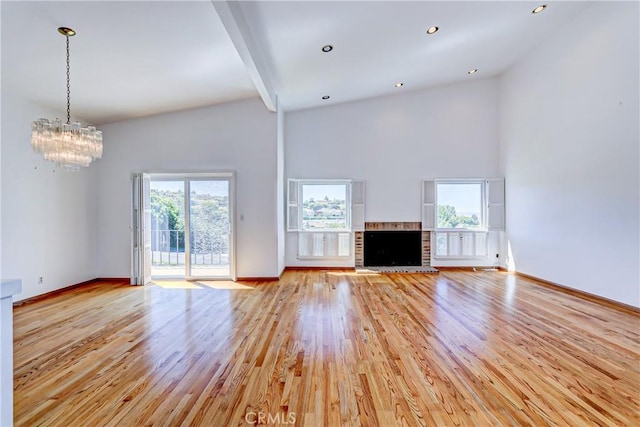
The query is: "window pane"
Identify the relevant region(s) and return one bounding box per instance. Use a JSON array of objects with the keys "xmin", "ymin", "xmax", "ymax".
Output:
[
  {"xmin": 298, "ymin": 233, "xmax": 312, "ymax": 257},
  {"xmin": 325, "ymin": 233, "xmax": 338, "ymax": 257},
  {"xmin": 150, "ymin": 180, "xmax": 185, "ymax": 277},
  {"xmin": 437, "ymin": 183, "xmax": 482, "ymax": 229},
  {"xmin": 475, "ymin": 232, "xmax": 487, "ymax": 256},
  {"xmin": 338, "ymin": 233, "xmax": 351, "ymax": 256},
  {"xmin": 449, "ymin": 232, "xmax": 460, "ymax": 255},
  {"xmin": 461, "ymin": 232, "xmax": 474, "ymax": 256},
  {"xmin": 302, "ymin": 184, "xmax": 347, "ymax": 230},
  {"xmin": 436, "ymin": 233, "xmax": 448, "ymax": 256},
  {"xmin": 312, "ymin": 233, "xmax": 324, "ymax": 256},
  {"xmin": 189, "ymin": 180, "xmax": 230, "ymax": 278}
]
